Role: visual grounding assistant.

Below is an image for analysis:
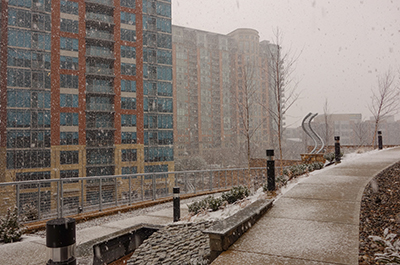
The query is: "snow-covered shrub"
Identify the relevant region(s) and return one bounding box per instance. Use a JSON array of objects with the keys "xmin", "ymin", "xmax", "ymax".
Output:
[
  {"xmin": 0, "ymin": 206, "xmax": 24, "ymax": 243},
  {"xmin": 21, "ymin": 203, "xmax": 38, "ymax": 221},
  {"xmin": 369, "ymin": 228, "xmax": 400, "ymax": 264},
  {"xmin": 188, "ymin": 186, "xmax": 249, "ymax": 214},
  {"xmin": 221, "ymin": 186, "xmax": 250, "ymax": 204},
  {"xmin": 324, "ymin": 152, "xmax": 343, "ymax": 163}
]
